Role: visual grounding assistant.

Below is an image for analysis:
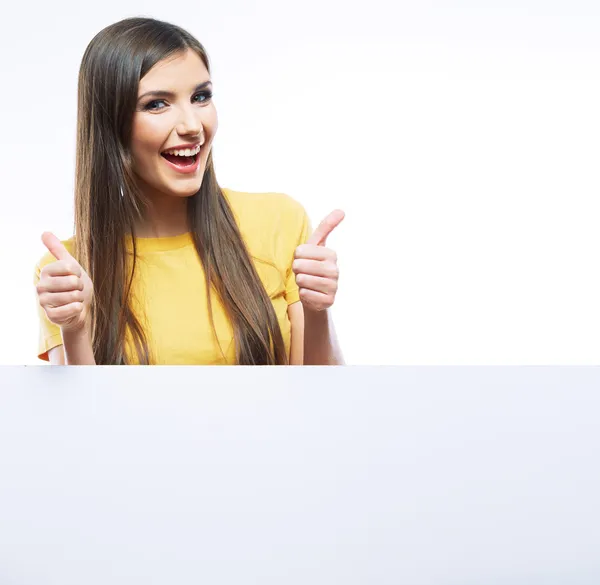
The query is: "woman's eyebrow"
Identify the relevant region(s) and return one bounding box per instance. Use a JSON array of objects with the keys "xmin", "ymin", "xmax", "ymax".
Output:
[{"xmin": 137, "ymin": 81, "xmax": 213, "ymax": 101}]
